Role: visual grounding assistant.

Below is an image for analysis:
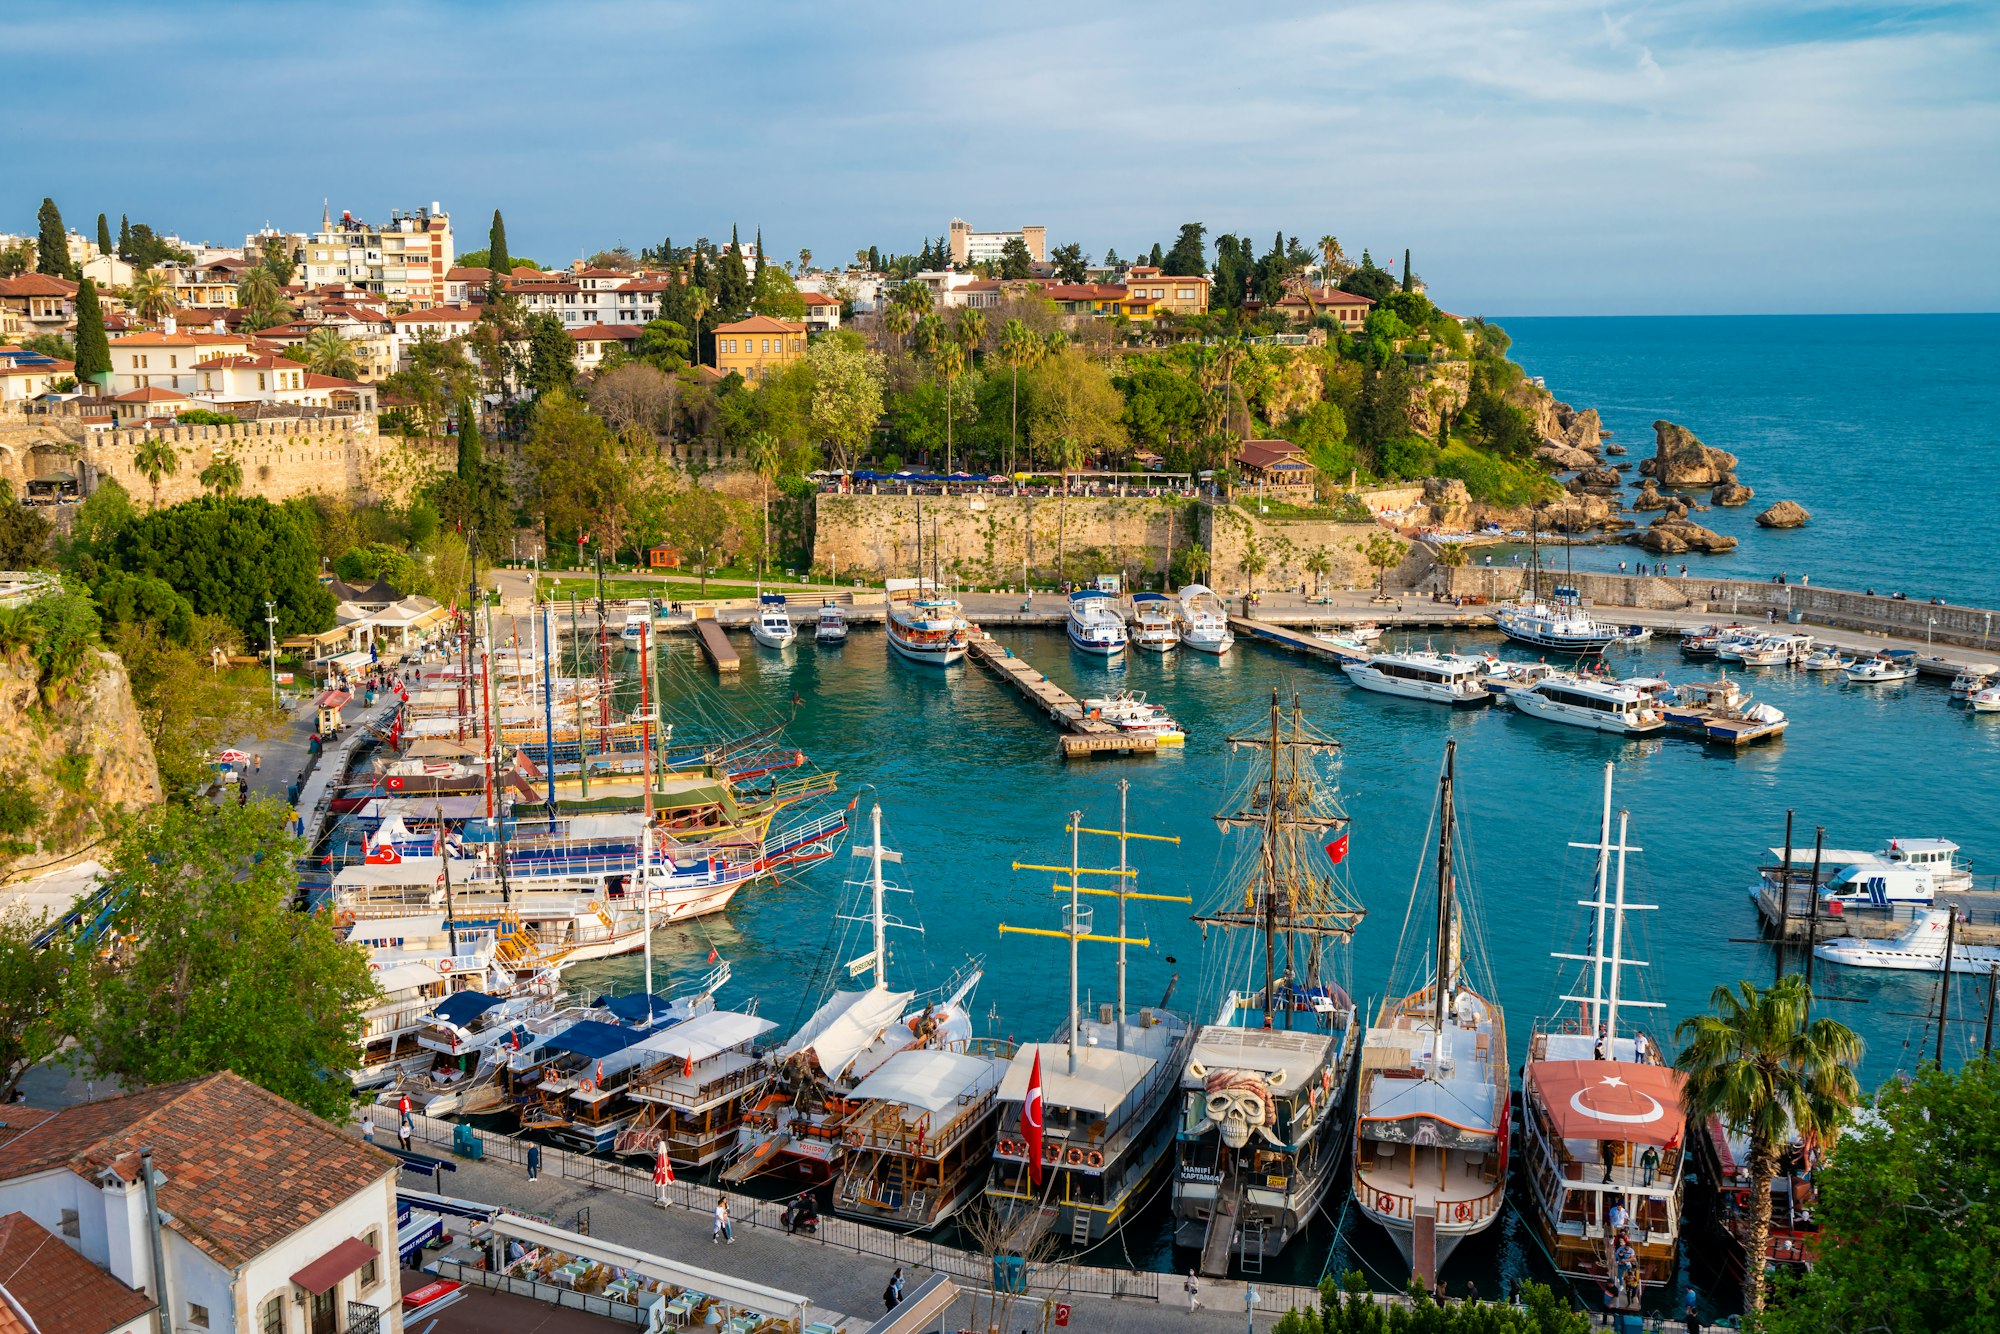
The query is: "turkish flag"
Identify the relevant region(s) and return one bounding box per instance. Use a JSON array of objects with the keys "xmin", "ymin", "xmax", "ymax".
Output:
[
  {"xmin": 366, "ymin": 838, "xmax": 402, "ymax": 865},
  {"xmin": 1022, "ymin": 1050, "xmax": 1045, "ymax": 1187},
  {"xmin": 1323, "ymin": 833, "xmax": 1349, "ymax": 865}
]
